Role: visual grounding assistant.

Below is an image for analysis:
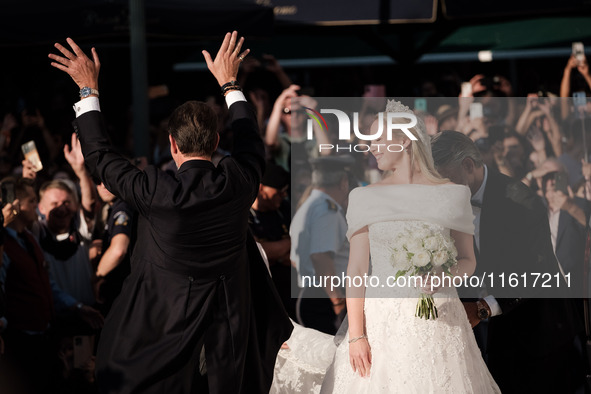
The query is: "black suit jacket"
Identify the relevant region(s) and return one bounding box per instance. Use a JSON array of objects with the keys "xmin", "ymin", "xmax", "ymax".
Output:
[
  {"xmin": 476, "ymin": 169, "xmax": 583, "ymax": 393},
  {"xmin": 555, "ymin": 197, "xmax": 590, "ymax": 294},
  {"xmin": 73, "ymin": 101, "xmax": 292, "ymax": 393}
]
